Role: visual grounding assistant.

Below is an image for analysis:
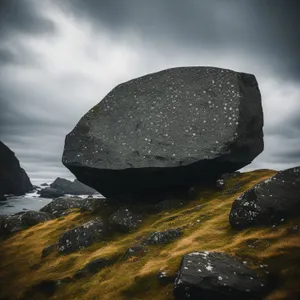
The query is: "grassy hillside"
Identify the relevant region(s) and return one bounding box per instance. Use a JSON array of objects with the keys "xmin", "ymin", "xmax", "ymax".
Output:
[{"xmin": 1, "ymin": 169, "xmax": 300, "ymax": 300}]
